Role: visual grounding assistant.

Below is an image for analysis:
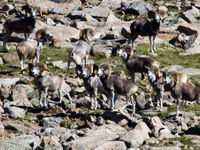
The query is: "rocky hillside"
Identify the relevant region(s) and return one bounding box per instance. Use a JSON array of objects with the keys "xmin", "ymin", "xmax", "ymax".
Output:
[{"xmin": 1, "ymin": 0, "xmax": 200, "ymax": 149}]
